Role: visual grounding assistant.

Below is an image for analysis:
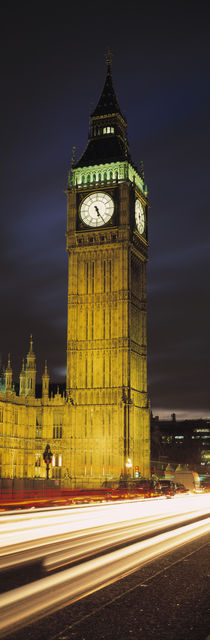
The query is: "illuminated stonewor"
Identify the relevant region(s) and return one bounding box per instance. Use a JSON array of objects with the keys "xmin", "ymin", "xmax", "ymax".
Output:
[
  {"xmin": 0, "ymin": 339, "xmax": 68, "ymax": 481},
  {"xmin": 66, "ymin": 57, "xmax": 150, "ymax": 485}
]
